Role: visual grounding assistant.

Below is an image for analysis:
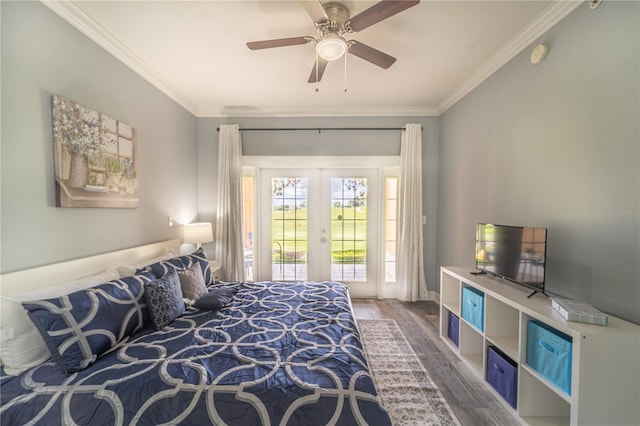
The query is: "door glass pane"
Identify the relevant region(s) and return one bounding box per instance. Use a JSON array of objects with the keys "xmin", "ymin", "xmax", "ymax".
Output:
[
  {"xmin": 330, "ymin": 178, "xmax": 367, "ymax": 282},
  {"xmin": 242, "ymin": 176, "xmax": 254, "ymax": 281},
  {"xmin": 271, "ymin": 178, "xmax": 307, "ymax": 281},
  {"xmin": 385, "ymin": 177, "xmax": 398, "ymax": 283}
]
